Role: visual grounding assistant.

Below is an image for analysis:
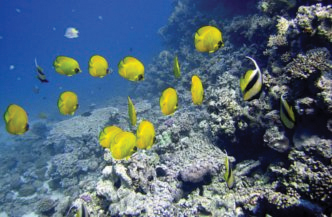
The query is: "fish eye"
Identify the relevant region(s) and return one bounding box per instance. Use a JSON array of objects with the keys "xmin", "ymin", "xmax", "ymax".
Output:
[
  {"xmin": 76, "ymin": 104, "xmax": 79, "ymax": 109},
  {"xmin": 106, "ymin": 69, "xmax": 110, "ymax": 74},
  {"xmin": 25, "ymin": 124, "xmax": 29, "ymax": 131},
  {"xmin": 153, "ymin": 137, "xmax": 156, "ymax": 143},
  {"xmin": 133, "ymin": 146, "xmax": 138, "ymax": 152},
  {"xmin": 75, "ymin": 68, "xmax": 80, "ymax": 73},
  {"xmin": 138, "ymin": 75, "xmax": 144, "ymax": 81}
]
